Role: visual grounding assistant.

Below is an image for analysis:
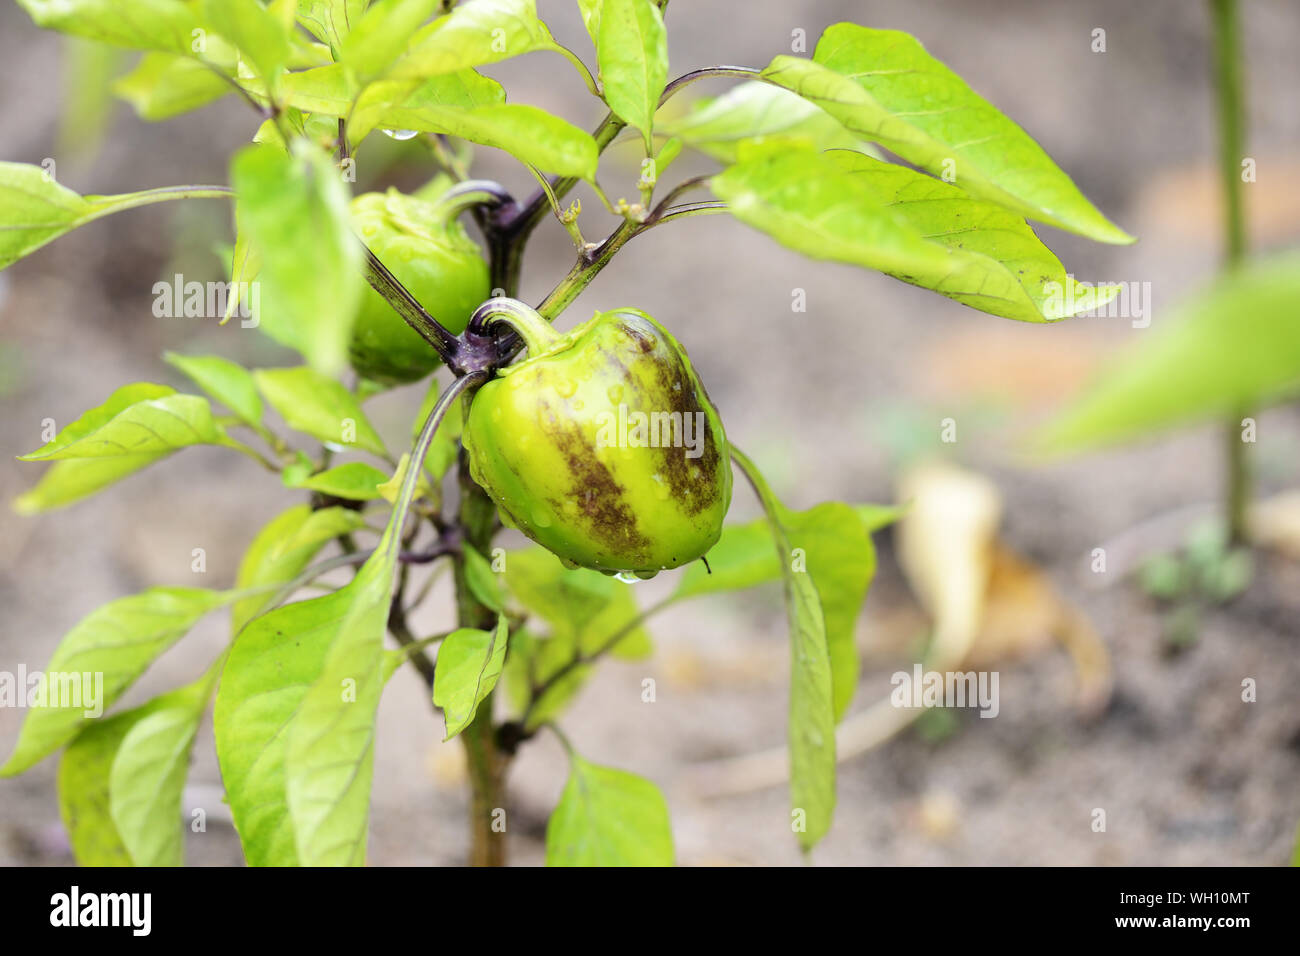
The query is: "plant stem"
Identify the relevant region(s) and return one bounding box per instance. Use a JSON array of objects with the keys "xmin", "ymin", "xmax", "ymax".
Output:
[
  {"xmin": 1210, "ymin": 0, "xmax": 1251, "ymax": 543},
  {"xmin": 535, "ymin": 218, "xmax": 640, "ymax": 321},
  {"xmin": 454, "ymin": 449, "xmax": 508, "ymax": 866}
]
